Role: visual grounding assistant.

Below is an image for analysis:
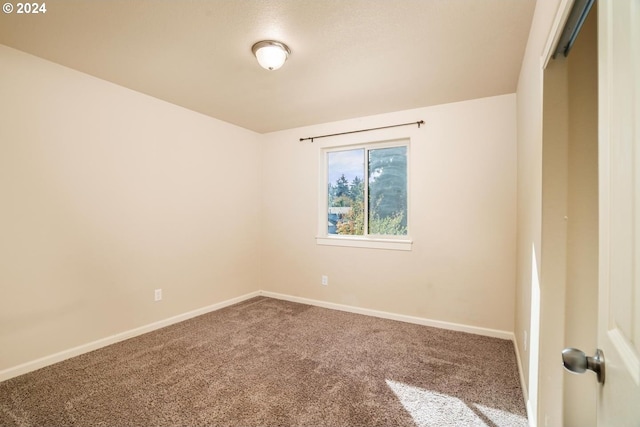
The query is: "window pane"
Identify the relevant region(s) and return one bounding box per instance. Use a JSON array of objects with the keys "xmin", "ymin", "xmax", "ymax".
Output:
[
  {"xmin": 327, "ymin": 149, "xmax": 365, "ymax": 235},
  {"xmin": 368, "ymin": 146, "xmax": 408, "ymax": 235}
]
